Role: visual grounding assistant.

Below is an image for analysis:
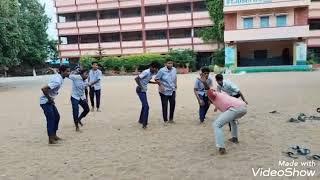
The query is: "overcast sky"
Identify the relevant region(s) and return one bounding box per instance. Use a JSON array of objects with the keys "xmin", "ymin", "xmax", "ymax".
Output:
[{"xmin": 38, "ymin": 0, "xmax": 57, "ymax": 40}]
